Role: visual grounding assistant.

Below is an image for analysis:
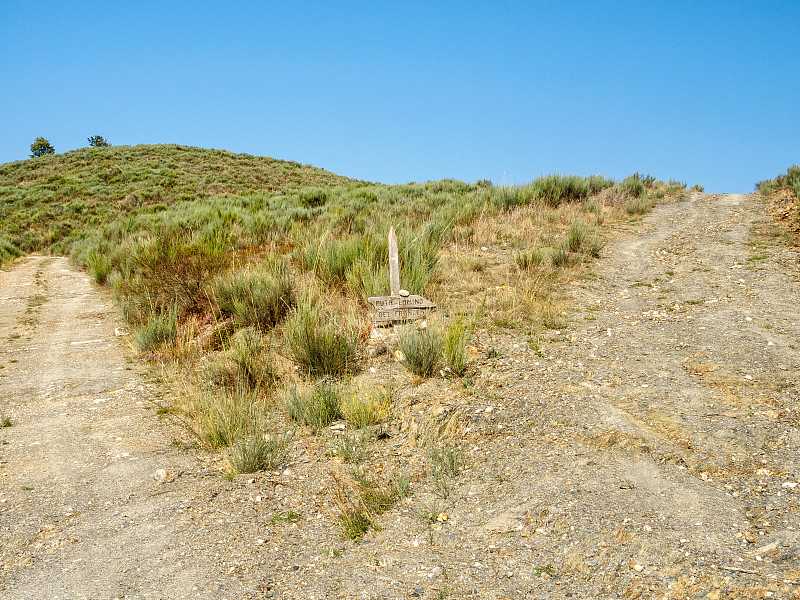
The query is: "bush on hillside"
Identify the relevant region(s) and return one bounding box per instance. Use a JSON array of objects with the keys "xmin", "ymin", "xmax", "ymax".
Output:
[
  {"xmin": 0, "ymin": 237, "xmax": 21, "ymax": 264},
  {"xmin": 212, "ymin": 262, "xmax": 295, "ymax": 330},
  {"xmin": 285, "ymin": 296, "xmax": 359, "ymax": 378},
  {"xmin": 122, "ymin": 229, "xmax": 229, "ymax": 319}
]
